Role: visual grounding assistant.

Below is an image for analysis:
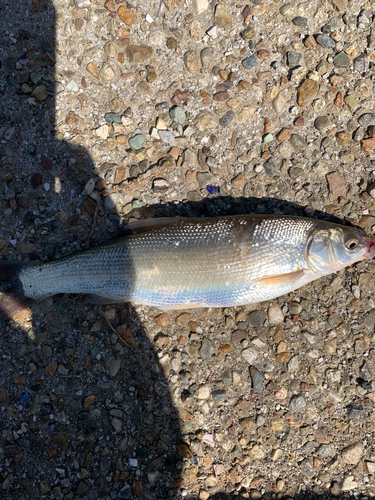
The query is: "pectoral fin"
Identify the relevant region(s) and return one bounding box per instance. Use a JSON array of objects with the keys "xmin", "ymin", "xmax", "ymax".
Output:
[
  {"xmin": 87, "ymin": 294, "xmax": 124, "ymax": 305},
  {"xmin": 253, "ymin": 270, "xmax": 305, "ymax": 286}
]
